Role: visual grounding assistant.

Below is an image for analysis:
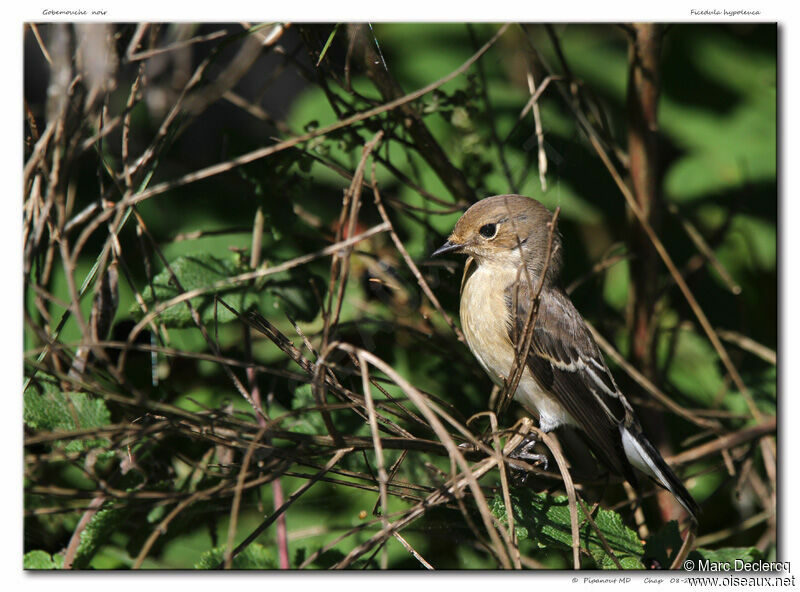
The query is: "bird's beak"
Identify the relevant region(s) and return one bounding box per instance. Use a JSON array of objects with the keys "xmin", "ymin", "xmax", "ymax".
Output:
[{"xmin": 431, "ymin": 240, "xmax": 464, "ymax": 257}]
